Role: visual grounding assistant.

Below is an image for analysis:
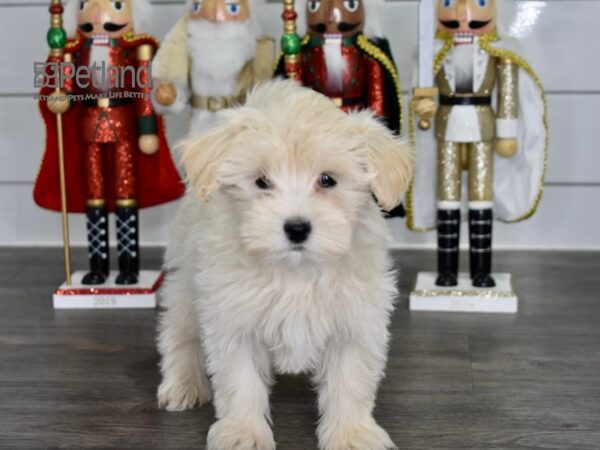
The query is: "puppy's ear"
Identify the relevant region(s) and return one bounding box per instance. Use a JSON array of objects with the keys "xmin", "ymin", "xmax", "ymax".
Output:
[
  {"xmin": 178, "ymin": 119, "xmax": 242, "ymax": 201},
  {"xmin": 354, "ymin": 113, "xmax": 414, "ymax": 211}
]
